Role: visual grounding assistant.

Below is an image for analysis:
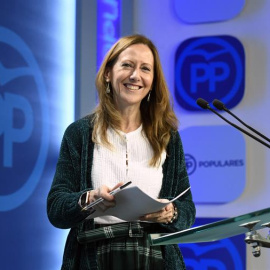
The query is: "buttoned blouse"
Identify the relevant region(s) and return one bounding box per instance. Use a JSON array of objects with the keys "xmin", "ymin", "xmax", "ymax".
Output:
[{"xmin": 92, "ymin": 125, "xmax": 166, "ymax": 224}]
